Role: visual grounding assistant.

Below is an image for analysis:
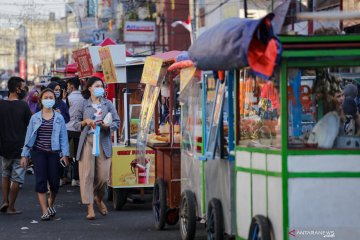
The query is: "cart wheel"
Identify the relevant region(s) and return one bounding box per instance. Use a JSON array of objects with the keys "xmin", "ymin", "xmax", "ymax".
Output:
[
  {"xmin": 166, "ymin": 208, "xmax": 179, "ymax": 225},
  {"xmin": 248, "ymin": 215, "xmax": 272, "ymax": 240},
  {"xmin": 153, "ymin": 179, "xmax": 167, "ymax": 230},
  {"xmin": 113, "ymin": 188, "xmax": 128, "ymax": 210},
  {"xmin": 207, "ymin": 198, "xmax": 224, "ymax": 240},
  {"xmin": 180, "ymin": 190, "xmax": 196, "ymax": 240},
  {"xmin": 106, "ymin": 186, "xmax": 113, "ymax": 202}
]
